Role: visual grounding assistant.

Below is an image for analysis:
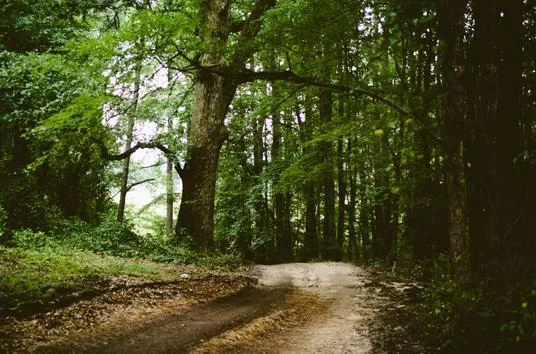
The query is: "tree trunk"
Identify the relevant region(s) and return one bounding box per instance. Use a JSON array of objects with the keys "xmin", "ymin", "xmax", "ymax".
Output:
[
  {"xmin": 358, "ymin": 167, "xmax": 371, "ymax": 265},
  {"xmin": 272, "ymin": 109, "xmax": 293, "ymax": 262},
  {"xmin": 176, "ymin": 73, "xmax": 236, "ymax": 250},
  {"xmin": 438, "ymin": 0, "xmax": 472, "ymax": 285},
  {"xmin": 337, "ymin": 139, "xmax": 346, "ymax": 261},
  {"xmin": 319, "ymin": 87, "xmax": 337, "ymax": 260},
  {"xmin": 175, "ymin": 0, "xmax": 275, "ymax": 251},
  {"xmin": 252, "ymin": 115, "xmax": 271, "ymax": 262},
  {"xmin": 372, "ymin": 130, "xmax": 393, "ymax": 265},
  {"xmin": 166, "ymin": 116, "xmax": 174, "ymax": 236},
  {"xmin": 387, "ymin": 118, "xmax": 404, "ymax": 267},
  {"xmin": 496, "ymin": 0, "xmax": 523, "ymax": 255},
  {"xmin": 299, "ymin": 96, "xmax": 318, "ymax": 261},
  {"xmin": 117, "ymin": 61, "xmax": 141, "ymax": 223},
  {"xmin": 346, "ymin": 139, "xmax": 358, "ymax": 261}
]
